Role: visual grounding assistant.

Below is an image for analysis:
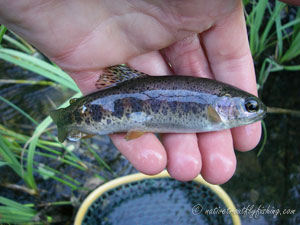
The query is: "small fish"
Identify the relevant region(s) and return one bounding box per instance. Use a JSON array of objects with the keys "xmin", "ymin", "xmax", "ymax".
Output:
[{"xmin": 50, "ymin": 65, "xmax": 266, "ymax": 142}]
